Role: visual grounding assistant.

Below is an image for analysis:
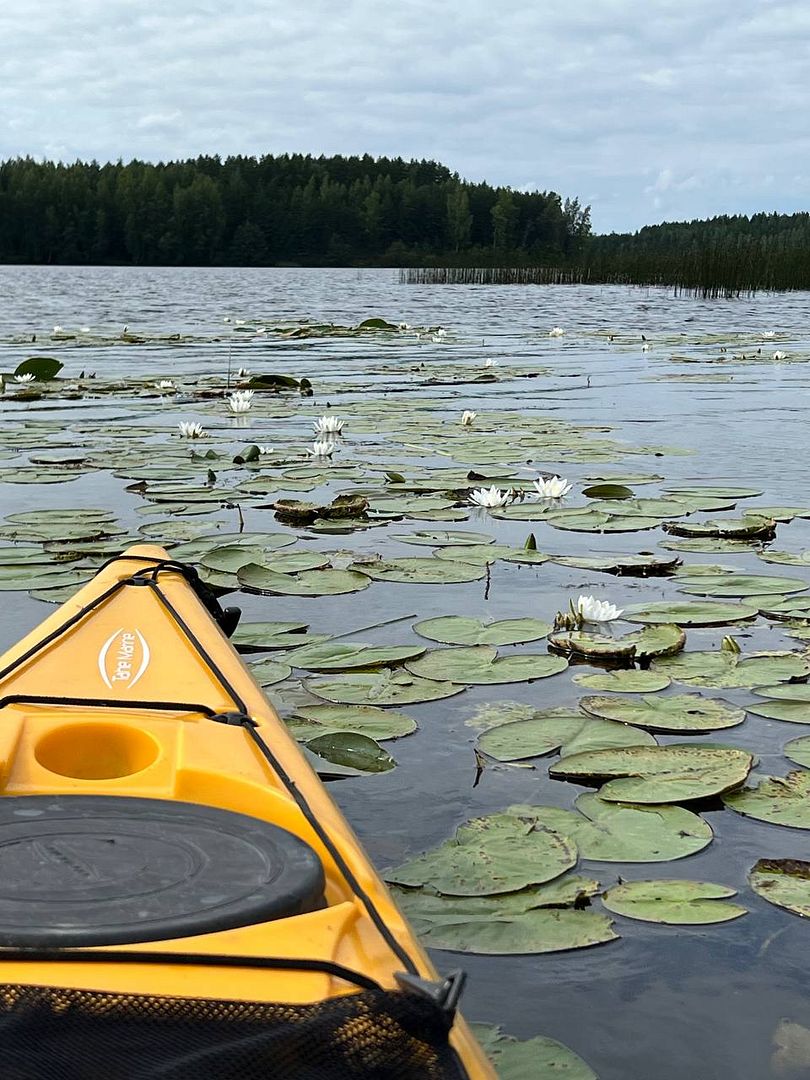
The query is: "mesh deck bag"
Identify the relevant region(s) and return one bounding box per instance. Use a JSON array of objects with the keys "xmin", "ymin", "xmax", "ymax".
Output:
[{"xmin": 0, "ymin": 983, "xmax": 469, "ymax": 1079}]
